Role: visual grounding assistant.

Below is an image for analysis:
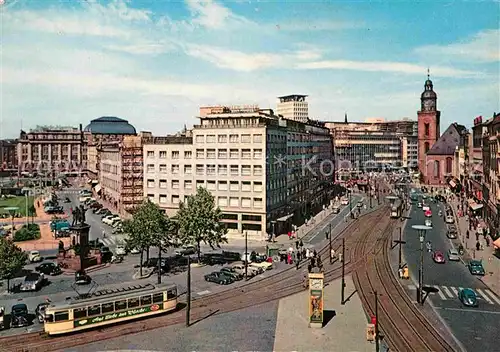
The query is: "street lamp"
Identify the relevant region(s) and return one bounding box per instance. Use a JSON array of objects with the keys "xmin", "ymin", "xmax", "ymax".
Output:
[
  {"xmin": 412, "ymin": 224, "xmax": 431, "ymax": 305},
  {"xmin": 4, "ymin": 206, "xmax": 19, "ymax": 232}
]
